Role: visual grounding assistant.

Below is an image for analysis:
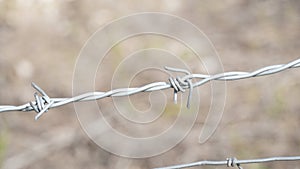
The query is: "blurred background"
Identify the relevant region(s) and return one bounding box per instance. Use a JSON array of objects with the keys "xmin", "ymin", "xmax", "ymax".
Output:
[{"xmin": 0, "ymin": 0, "xmax": 300, "ymax": 169}]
